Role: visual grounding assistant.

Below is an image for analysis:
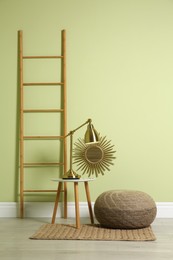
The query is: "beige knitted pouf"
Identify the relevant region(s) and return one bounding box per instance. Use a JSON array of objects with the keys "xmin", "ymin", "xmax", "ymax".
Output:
[{"xmin": 94, "ymin": 190, "xmax": 157, "ymax": 229}]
